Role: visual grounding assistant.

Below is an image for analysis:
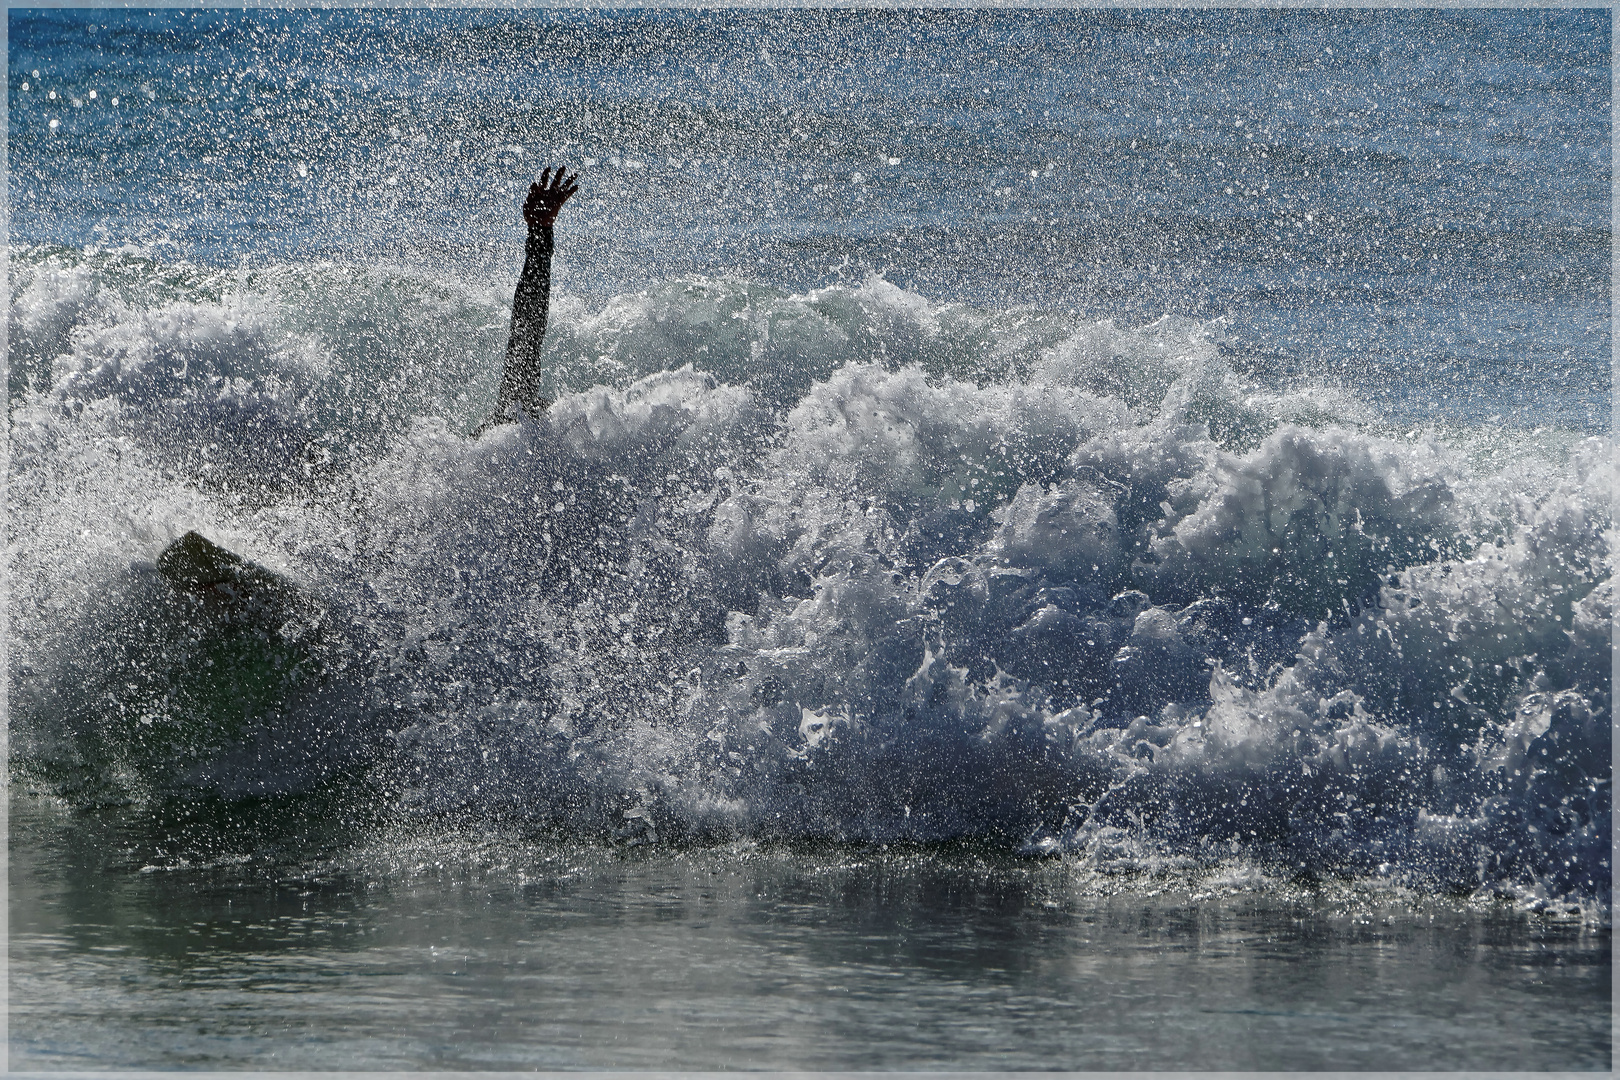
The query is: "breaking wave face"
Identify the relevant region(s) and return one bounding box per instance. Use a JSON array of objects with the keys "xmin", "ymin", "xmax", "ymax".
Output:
[{"xmin": 9, "ymin": 244, "xmax": 1612, "ymax": 911}]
